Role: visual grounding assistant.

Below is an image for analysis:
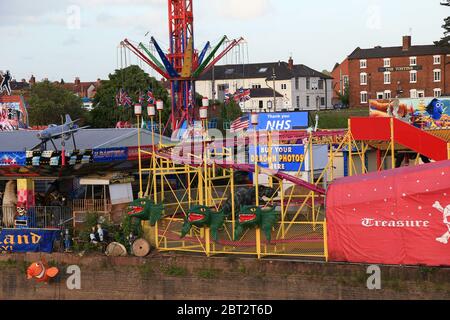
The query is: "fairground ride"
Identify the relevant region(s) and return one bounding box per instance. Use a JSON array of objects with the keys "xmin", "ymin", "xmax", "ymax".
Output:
[{"xmin": 122, "ymin": 0, "xmax": 244, "ymax": 132}]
